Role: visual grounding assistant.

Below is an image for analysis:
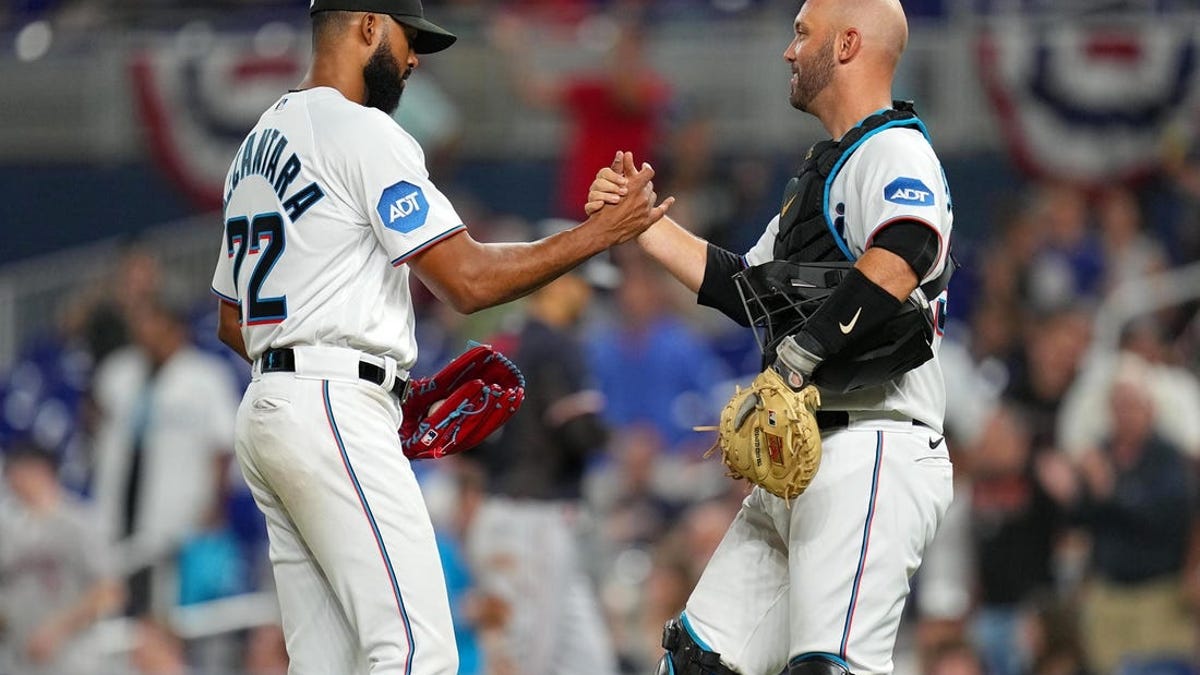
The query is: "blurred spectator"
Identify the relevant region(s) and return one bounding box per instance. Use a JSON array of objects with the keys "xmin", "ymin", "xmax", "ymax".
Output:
[
  {"xmin": 1025, "ymin": 595, "xmax": 1091, "ymax": 675},
  {"xmin": 90, "ymin": 295, "xmax": 240, "ymax": 616},
  {"xmin": 605, "ymin": 497, "xmax": 738, "ymax": 675},
  {"xmin": 614, "ymin": 531, "xmax": 694, "ymax": 674},
  {"xmin": 913, "ymin": 474, "xmax": 975, "ymax": 670},
  {"xmin": 128, "ymin": 617, "xmax": 187, "ymax": 675},
  {"xmin": 0, "ymin": 441, "xmax": 124, "ymax": 675},
  {"xmin": 925, "ymin": 639, "xmax": 986, "ymax": 675},
  {"xmin": 81, "ymin": 243, "xmax": 166, "ymax": 365},
  {"xmin": 242, "ymin": 624, "xmax": 288, "ymax": 675},
  {"xmin": 587, "ymin": 425, "xmax": 685, "ymax": 550},
  {"xmin": 968, "ymin": 405, "xmax": 1065, "ymax": 675},
  {"xmin": 939, "ymin": 300, "xmax": 1014, "ymax": 448},
  {"xmin": 1024, "ymin": 184, "xmax": 1105, "ymax": 312},
  {"xmin": 587, "ymin": 259, "xmax": 729, "ymax": 453},
  {"xmin": 1064, "ymin": 367, "xmax": 1197, "ymax": 674},
  {"xmin": 467, "ymin": 269, "xmax": 619, "ymax": 675},
  {"xmin": 1005, "ymin": 307, "xmax": 1092, "ymax": 448},
  {"xmin": 656, "ymin": 114, "xmax": 738, "ymax": 246},
  {"xmin": 491, "ymin": 14, "xmax": 672, "ymax": 218},
  {"xmin": 1162, "ymin": 120, "xmax": 1200, "ymax": 266},
  {"xmin": 1096, "ymin": 189, "xmax": 1168, "ymax": 296},
  {"xmin": 1058, "ymin": 328, "xmax": 1200, "ymax": 460},
  {"xmin": 0, "ymin": 329, "xmax": 93, "ymax": 491},
  {"xmin": 430, "ymin": 462, "xmax": 486, "ymax": 675}
]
